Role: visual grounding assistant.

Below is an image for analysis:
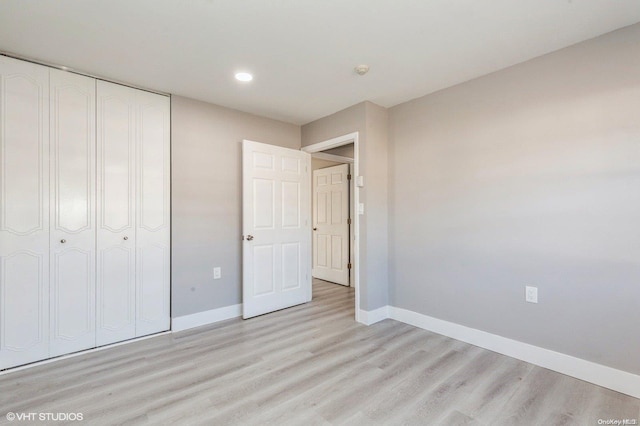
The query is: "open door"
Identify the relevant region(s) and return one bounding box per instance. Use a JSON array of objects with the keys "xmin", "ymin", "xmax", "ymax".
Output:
[
  {"xmin": 312, "ymin": 164, "xmax": 350, "ymax": 285},
  {"xmin": 242, "ymin": 140, "xmax": 311, "ymax": 319}
]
